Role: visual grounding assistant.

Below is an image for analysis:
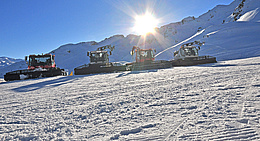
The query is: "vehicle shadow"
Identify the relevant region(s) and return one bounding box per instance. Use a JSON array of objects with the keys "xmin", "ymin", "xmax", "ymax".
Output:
[
  {"xmin": 116, "ymin": 69, "xmax": 158, "ymax": 78},
  {"xmin": 196, "ymin": 62, "xmax": 260, "ymax": 67},
  {"xmin": 11, "ymin": 75, "xmax": 86, "ymax": 92}
]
